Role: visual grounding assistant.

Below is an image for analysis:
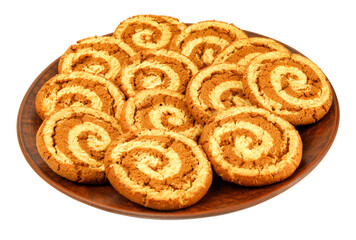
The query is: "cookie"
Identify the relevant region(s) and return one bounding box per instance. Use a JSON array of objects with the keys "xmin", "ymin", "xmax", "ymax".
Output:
[
  {"xmin": 113, "ymin": 15, "xmax": 187, "ymax": 52},
  {"xmin": 35, "ymin": 72, "xmax": 125, "ymax": 120},
  {"xmin": 243, "ymin": 52, "xmax": 333, "ymax": 125},
  {"xmin": 186, "ymin": 63, "xmax": 251, "ymax": 125},
  {"xmin": 58, "ymin": 36, "xmax": 135, "ymax": 83},
  {"xmin": 36, "ymin": 107, "xmax": 122, "ymax": 184},
  {"xmin": 199, "ymin": 106, "xmax": 302, "ymax": 187},
  {"xmin": 118, "ymin": 49, "xmax": 198, "ymax": 98},
  {"xmin": 170, "ymin": 20, "xmax": 248, "ymax": 69},
  {"xmin": 120, "ymin": 89, "xmax": 203, "ymax": 140},
  {"xmin": 213, "ymin": 37, "xmax": 290, "ymax": 67},
  {"xmin": 104, "ymin": 129, "xmax": 212, "ymax": 210}
]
